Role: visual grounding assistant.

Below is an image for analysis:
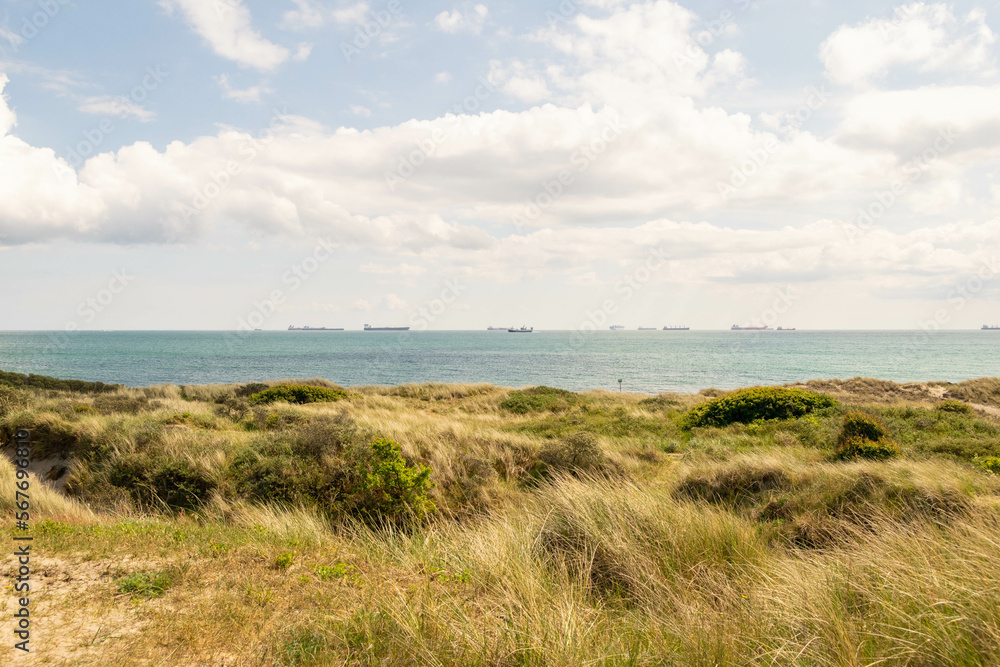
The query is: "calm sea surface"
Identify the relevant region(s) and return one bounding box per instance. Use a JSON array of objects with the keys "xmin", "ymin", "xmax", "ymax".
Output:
[{"xmin": 0, "ymin": 330, "xmax": 997, "ymax": 394}]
